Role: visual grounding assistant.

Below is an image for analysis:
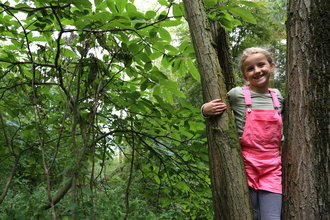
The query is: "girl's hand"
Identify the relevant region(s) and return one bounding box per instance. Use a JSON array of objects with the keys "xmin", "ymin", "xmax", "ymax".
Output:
[{"xmin": 202, "ymin": 99, "xmax": 227, "ymax": 116}]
